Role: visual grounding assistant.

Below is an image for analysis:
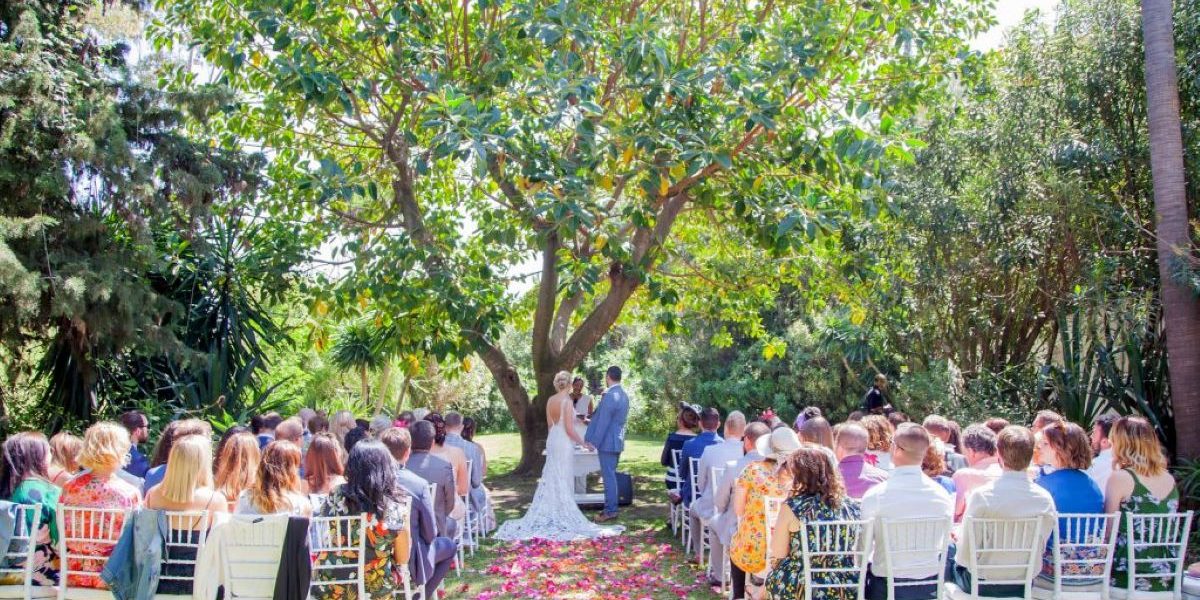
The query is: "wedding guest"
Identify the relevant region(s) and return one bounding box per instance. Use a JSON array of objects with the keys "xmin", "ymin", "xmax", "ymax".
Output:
[
  {"xmin": 950, "ymin": 426, "xmax": 1055, "ymax": 596},
  {"xmin": 426, "ymin": 413, "xmax": 469, "ymax": 499},
  {"xmin": 60, "ymin": 422, "xmax": 142, "ymax": 589},
  {"xmin": 766, "ymin": 445, "xmax": 862, "ymax": 600},
  {"xmin": 951, "ymin": 424, "xmax": 1001, "ymax": 521},
  {"xmin": 235, "ymin": 441, "xmax": 311, "ymax": 517},
  {"xmin": 407, "ymin": 420, "xmax": 458, "ymax": 538},
  {"xmin": 344, "ymin": 425, "xmax": 369, "ymax": 454},
  {"xmin": 297, "ymin": 407, "xmax": 316, "ymax": 448},
  {"xmin": 861, "ymin": 424, "xmax": 954, "ymax": 599},
  {"xmin": 661, "ymin": 404, "xmax": 699, "ymax": 494},
  {"xmin": 1086, "ymin": 414, "xmax": 1117, "ymax": 493},
  {"xmin": 923, "ymin": 415, "xmax": 968, "ymax": 474},
  {"xmin": 462, "ymin": 417, "xmax": 487, "ymax": 478},
  {"xmin": 0, "ymin": 432, "xmax": 61, "ymax": 586},
  {"xmin": 798, "ymin": 416, "xmax": 835, "ymax": 450},
  {"xmin": 309, "ymin": 413, "xmax": 330, "ymax": 436},
  {"xmin": 145, "ymin": 435, "xmax": 228, "ymax": 594},
  {"xmin": 1033, "ymin": 421, "xmax": 1103, "ymax": 586},
  {"xmin": 144, "ymin": 419, "xmax": 212, "ymax": 493},
  {"xmin": 792, "ymin": 406, "xmax": 822, "ymax": 431},
  {"xmin": 397, "ymin": 411, "xmax": 416, "ymax": 428},
  {"xmin": 922, "ymin": 439, "xmax": 956, "ymax": 494},
  {"xmin": 213, "ymin": 430, "xmax": 259, "ymax": 512},
  {"xmin": 48, "ymin": 431, "xmax": 82, "ymax": 486},
  {"xmin": 690, "ymin": 411, "xmax": 746, "ymax": 578},
  {"xmin": 862, "ymin": 415, "xmax": 895, "ymax": 471},
  {"xmin": 275, "ymin": 417, "xmax": 304, "ymax": 447},
  {"xmin": 312, "ymin": 441, "xmax": 413, "ymax": 600},
  {"xmin": 255, "ymin": 412, "xmax": 282, "ymax": 449},
  {"xmin": 947, "ymin": 420, "xmax": 964, "ymax": 454},
  {"xmin": 681, "ymin": 408, "xmax": 723, "ymax": 506},
  {"xmin": 380, "ymin": 427, "xmax": 457, "ymax": 597},
  {"xmin": 834, "ymin": 423, "xmax": 888, "ymax": 500},
  {"xmin": 302, "ymin": 433, "xmax": 346, "ymax": 496},
  {"xmin": 887, "ymin": 411, "xmax": 910, "ymax": 428},
  {"xmin": 369, "ymin": 414, "xmax": 394, "ymax": 438},
  {"xmin": 712, "ymin": 422, "xmax": 770, "ymax": 599},
  {"xmin": 1032, "ymin": 410, "xmax": 1064, "ymax": 433},
  {"xmin": 1106, "ymin": 416, "xmax": 1180, "ymax": 593},
  {"xmin": 984, "ymin": 418, "xmax": 1010, "ymax": 435},
  {"xmin": 119, "ymin": 410, "xmax": 151, "ymax": 479},
  {"xmin": 730, "ymin": 427, "xmax": 798, "ymax": 595},
  {"xmin": 444, "ymin": 412, "xmax": 486, "ymax": 518},
  {"xmin": 331, "ymin": 410, "xmax": 356, "ymax": 445}
]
